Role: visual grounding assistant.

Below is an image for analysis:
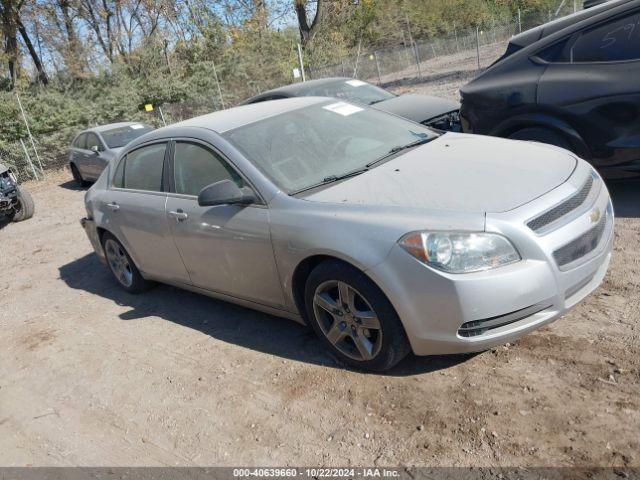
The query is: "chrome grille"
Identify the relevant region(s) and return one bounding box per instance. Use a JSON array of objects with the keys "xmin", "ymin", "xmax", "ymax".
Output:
[
  {"xmin": 553, "ymin": 210, "xmax": 607, "ymax": 268},
  {"xmin": 527, "ymin": 176, "xmax": 593, "ymax": 233}
]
